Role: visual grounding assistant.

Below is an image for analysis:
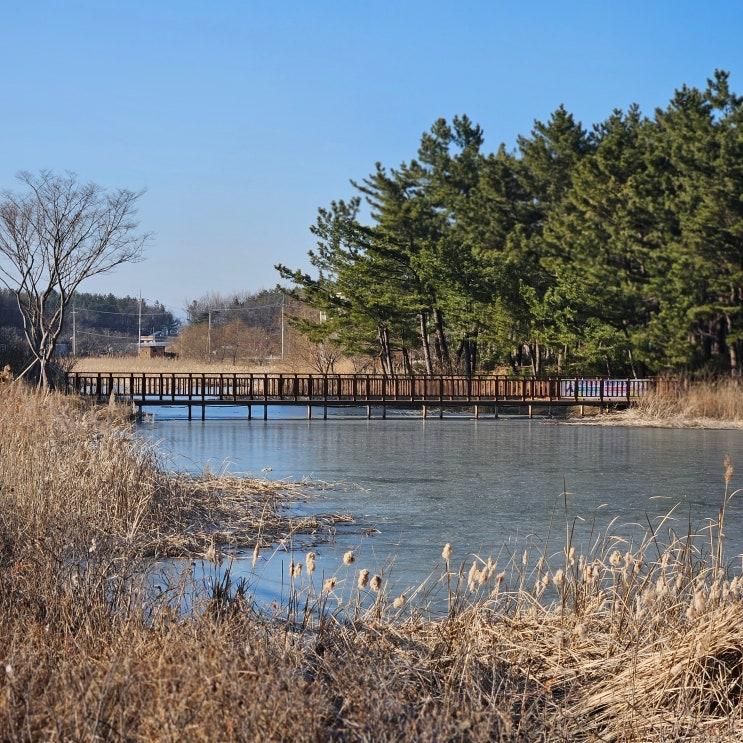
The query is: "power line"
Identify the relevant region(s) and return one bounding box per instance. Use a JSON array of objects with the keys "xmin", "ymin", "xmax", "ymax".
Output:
[
  {"xmin": 74, "ymin": 307, "xmax": 171, "ymax": 317},
  {"xmin": 76, "ymin": 330, "xmax": 138, "ymax": 339}
]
